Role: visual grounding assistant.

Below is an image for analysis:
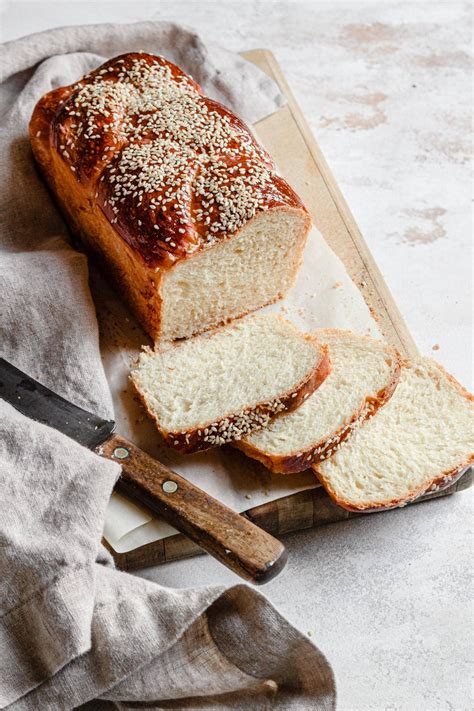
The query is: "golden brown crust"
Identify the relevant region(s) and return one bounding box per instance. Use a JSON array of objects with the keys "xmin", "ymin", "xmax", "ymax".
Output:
[
  {"xmin": 313, "ymin": 356, "xmax": 474, "ymax": 511},
  {"xmin": 29, "ymin": 52, "xmax": 311, "ymax": 341},
  {"xmin": 131, "ymin": 341, "xmax": 332, "ymax": 454},
  {"xmin": 234, "ymin": 361, "xmax": 400, "ymax": 473},
  {"xmin": 29, "ymin": 52, "xmax": 307, "ymax": 269},
  {"xmin": 424, "ymin": 357, "xmax": 474, "ymax": 404},
  {"xmin": 317, "ymin": 460, "xmax": 473, "ymax": 513},
  {"xmin": 233, "ymin": 334, "xmax": 402, "ymax": 474},
  {"xmin": 30, "ymin": 108, "xmax": 165, "ymax": 339}
]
